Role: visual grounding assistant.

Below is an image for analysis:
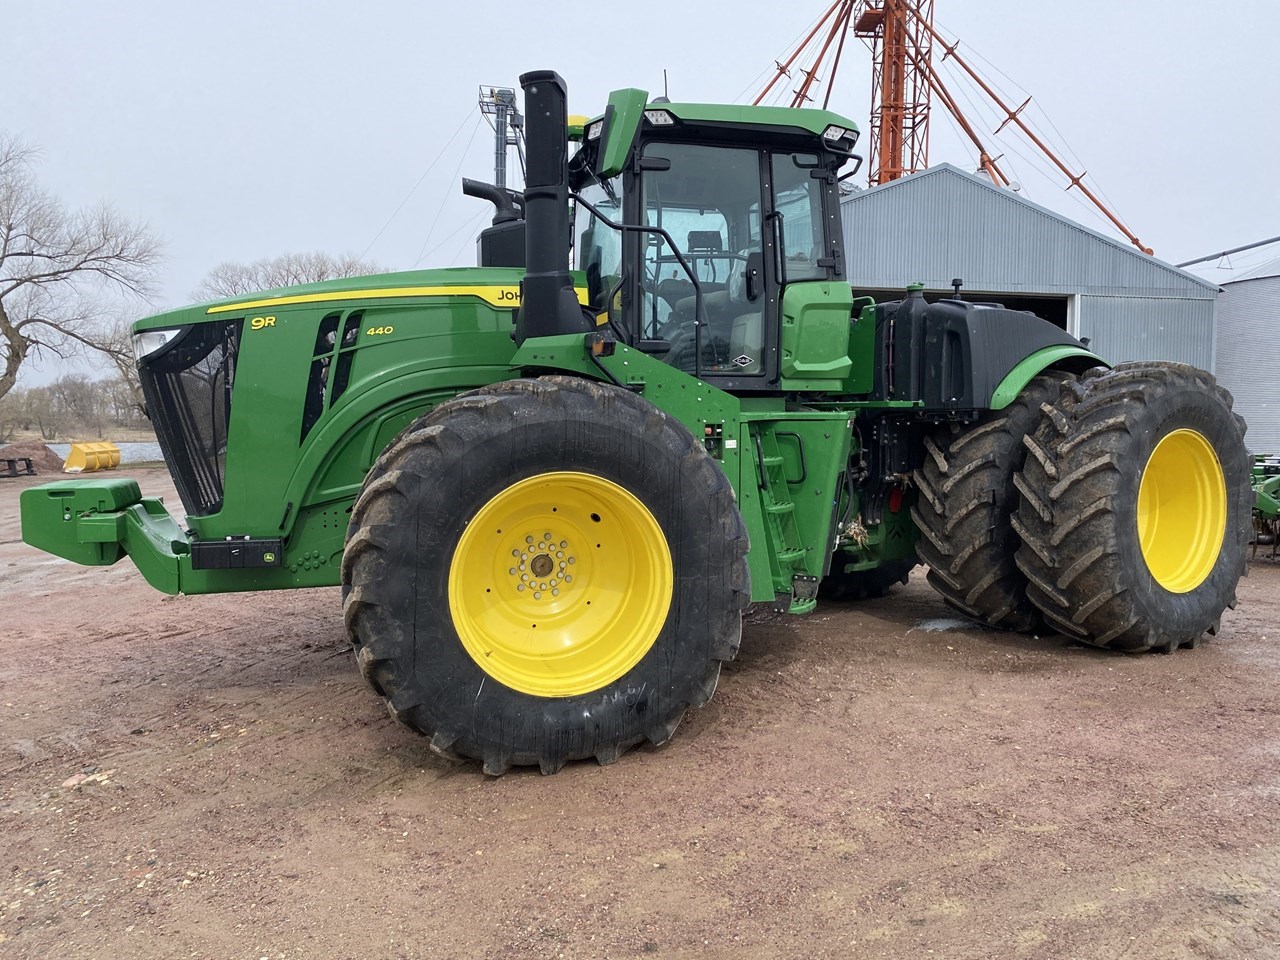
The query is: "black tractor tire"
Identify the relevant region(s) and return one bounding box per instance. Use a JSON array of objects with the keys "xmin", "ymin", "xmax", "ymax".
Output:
[
  {"xmin": 1012, "ymin": 362, "xmax": 1251, "ymax": 652},
  {"xmin": 819, "ymin": 558, "xmax": 917, "ymax": 601},
  {"xmin": 911, "ymin": 373, "xmax": 1072, "ymax": 630},
  {"xmin": 341, "ymin": 376, "xmax": 749, "ymax": 774}
]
